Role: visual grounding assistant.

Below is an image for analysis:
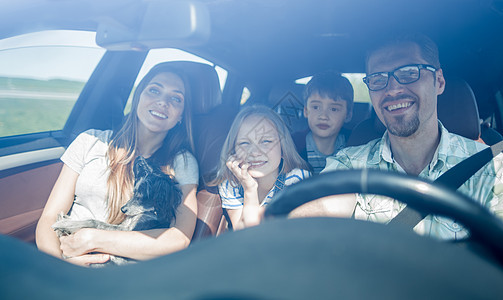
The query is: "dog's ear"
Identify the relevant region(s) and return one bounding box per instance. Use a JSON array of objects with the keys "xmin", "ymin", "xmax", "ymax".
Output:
[{"xmin": 133, "ymin": 156, "xmax": 152, "ymax": 179}]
